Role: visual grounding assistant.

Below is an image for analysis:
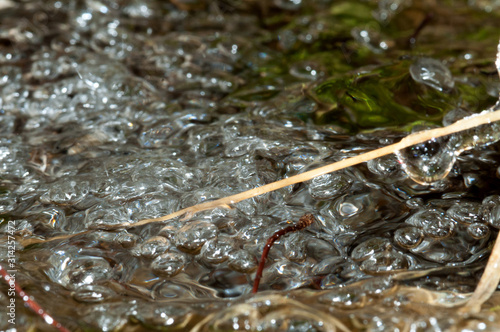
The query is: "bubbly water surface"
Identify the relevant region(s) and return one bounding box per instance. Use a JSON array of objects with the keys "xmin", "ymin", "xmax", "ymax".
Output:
[{"xmin": 1, "ymin": 1, "xmax": 500, "ymax": 331}]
